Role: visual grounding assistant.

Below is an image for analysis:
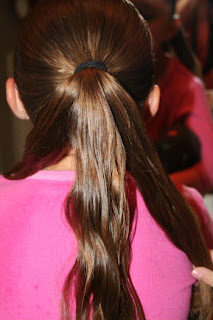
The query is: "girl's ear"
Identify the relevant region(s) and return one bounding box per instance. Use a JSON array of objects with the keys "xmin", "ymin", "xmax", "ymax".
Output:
[
  {"xmin": 6, "ymin": 78, "xmax": 29, "ymax": 120},
  {"xmin": 142, "ymin": 85, "xmax": 160, "ymax": 123}
]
